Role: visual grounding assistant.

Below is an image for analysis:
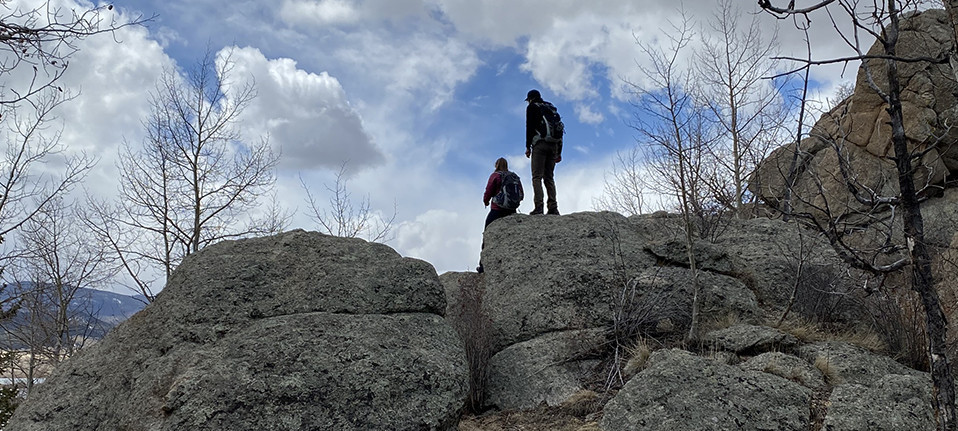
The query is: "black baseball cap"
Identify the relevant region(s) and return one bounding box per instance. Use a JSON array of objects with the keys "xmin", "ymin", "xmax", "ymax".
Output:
[{"xmin": 525, "ymin": 89, "xmax": 541, "ymax": 101}]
